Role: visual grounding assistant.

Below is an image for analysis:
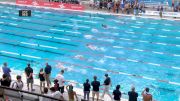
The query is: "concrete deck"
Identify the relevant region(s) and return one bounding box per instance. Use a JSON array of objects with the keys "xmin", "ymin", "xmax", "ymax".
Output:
[{"xmin": 0, "ymin": 68, "xmax": 128, "ymax": 101}]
